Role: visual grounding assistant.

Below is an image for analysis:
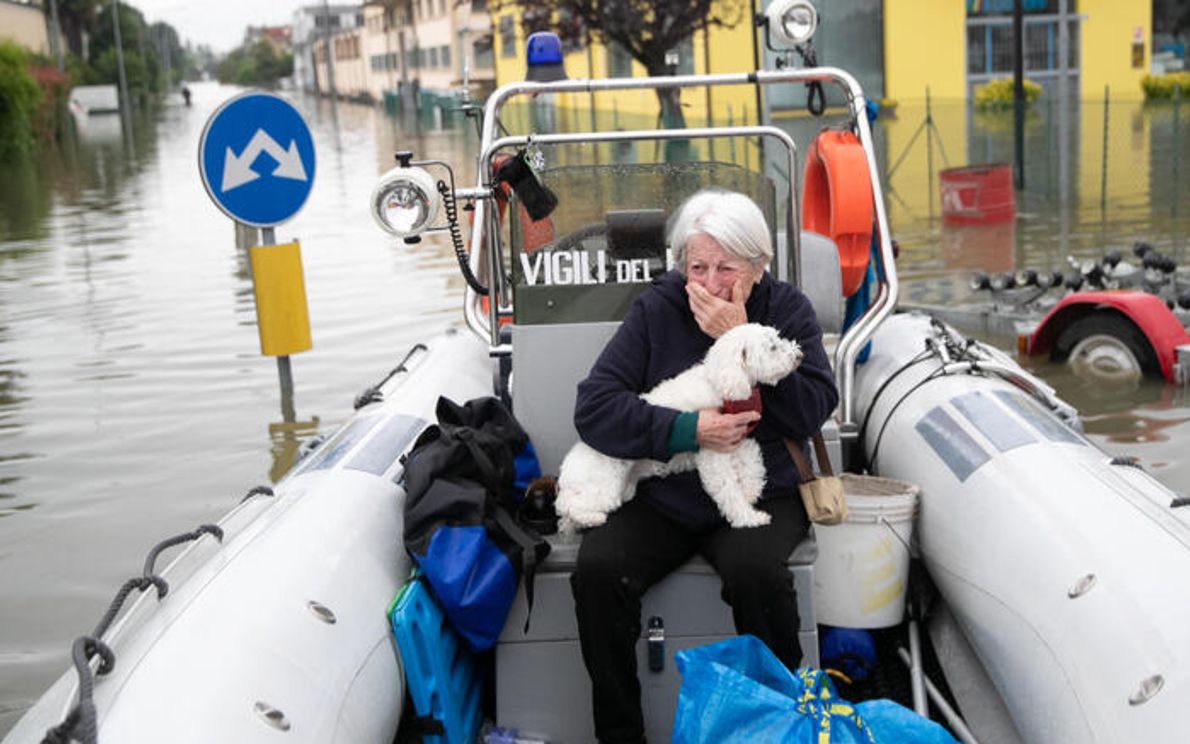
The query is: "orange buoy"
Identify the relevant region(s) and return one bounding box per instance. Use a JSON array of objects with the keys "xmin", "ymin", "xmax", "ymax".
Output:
[{"xmin": 802, "ymin": 130, "xmax": 874, "ymax": 297}]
